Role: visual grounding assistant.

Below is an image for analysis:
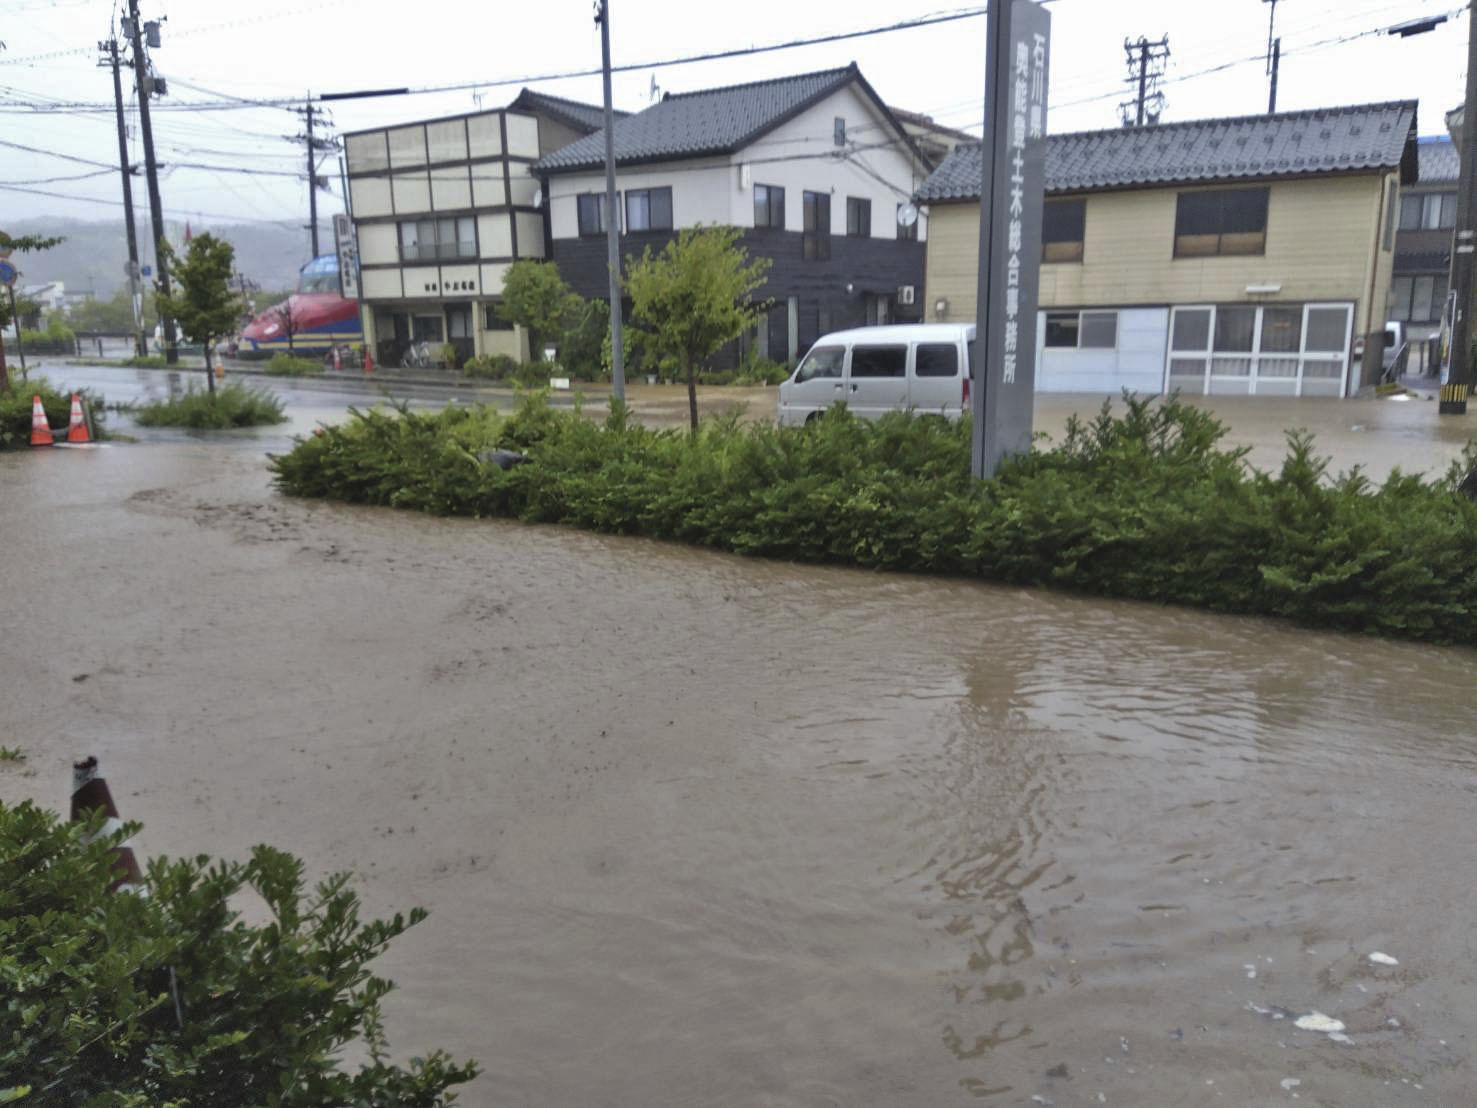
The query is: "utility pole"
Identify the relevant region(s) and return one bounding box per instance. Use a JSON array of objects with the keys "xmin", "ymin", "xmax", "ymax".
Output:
[
  {"xmin": 124, "ymin": 0, "xmax": 177, "ymax": 364},
  {"xmin": 306, "ymin": 95, "xmax": 319, "ymax": 257},
  {"xmin": 100, "ymin": 37, "xmax": 146, "ymax": 356},
  {"xmin": 595, "ymin": 0, "xmax": 626, "ymax": 404},
  {"xmin": 1268, "ymin": 38, "xmax": 1281, "ymax": 113},
  {"xmin": 1444, "ymin": 0, "xmax": 1477, "ymax": 415},
  {"xmin": 1119, "ymin": 36, "xmax": 1169, "ymax": 127}
]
